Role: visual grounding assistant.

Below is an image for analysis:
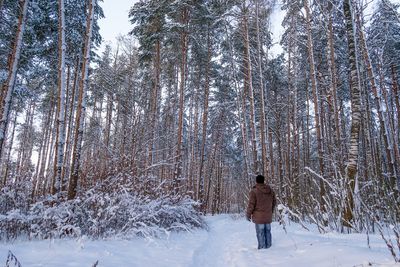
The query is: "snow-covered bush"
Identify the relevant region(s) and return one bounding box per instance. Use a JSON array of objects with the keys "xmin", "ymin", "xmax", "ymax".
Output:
[
  {"xmin": 0, "ymin": 186, "xmax": 30, "ymax": 215},
  {"xmin": 0, "ymin": 175, "xmax": 205, "ymax": 241}
]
